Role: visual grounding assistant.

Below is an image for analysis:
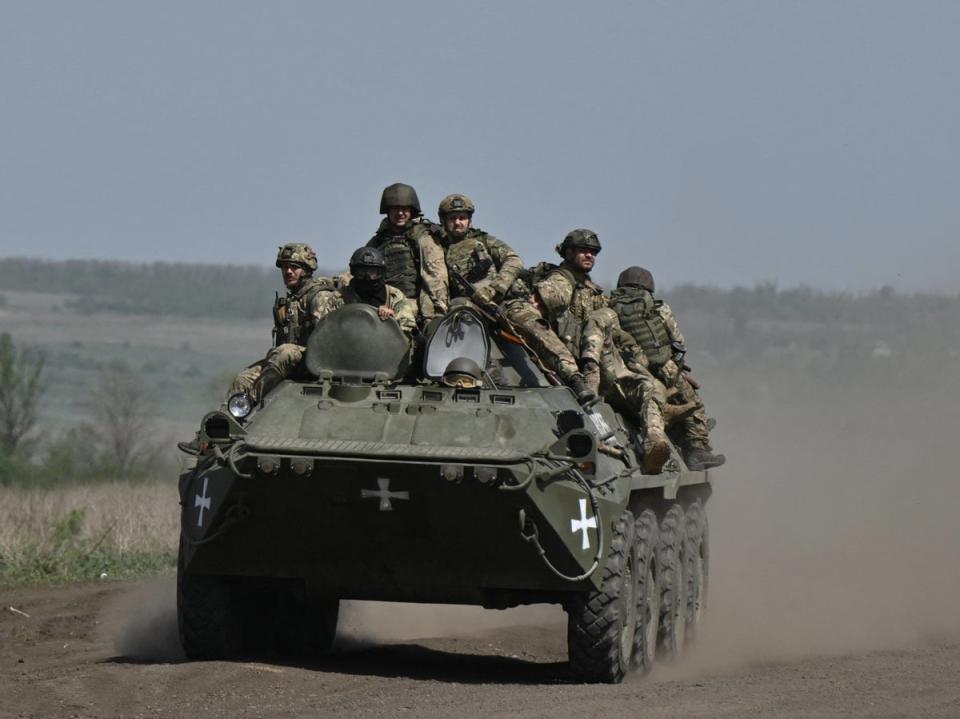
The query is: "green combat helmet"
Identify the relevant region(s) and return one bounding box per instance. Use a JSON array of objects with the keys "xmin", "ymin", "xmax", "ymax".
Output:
[
  {"xmin": 556, "ymin": 229, "xmax": 602, "ymax": 258},
  {"xmin": 379, "ymin": 183, "xmax": 422, "ymax": 215},
  {"xmin": 441, "ymin": 357, "xmax": 484, "ymax": 388},
  {"xmin": 617, "ymin": 266, "xmax": 655, "ymax": 293},
  {"xmin": 276, "ymin": 243, "xmax": 318, "ymax": 273},
  {"xmin": 438, "ymin": 194, "xmax": 476, "ymax": 217}
]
